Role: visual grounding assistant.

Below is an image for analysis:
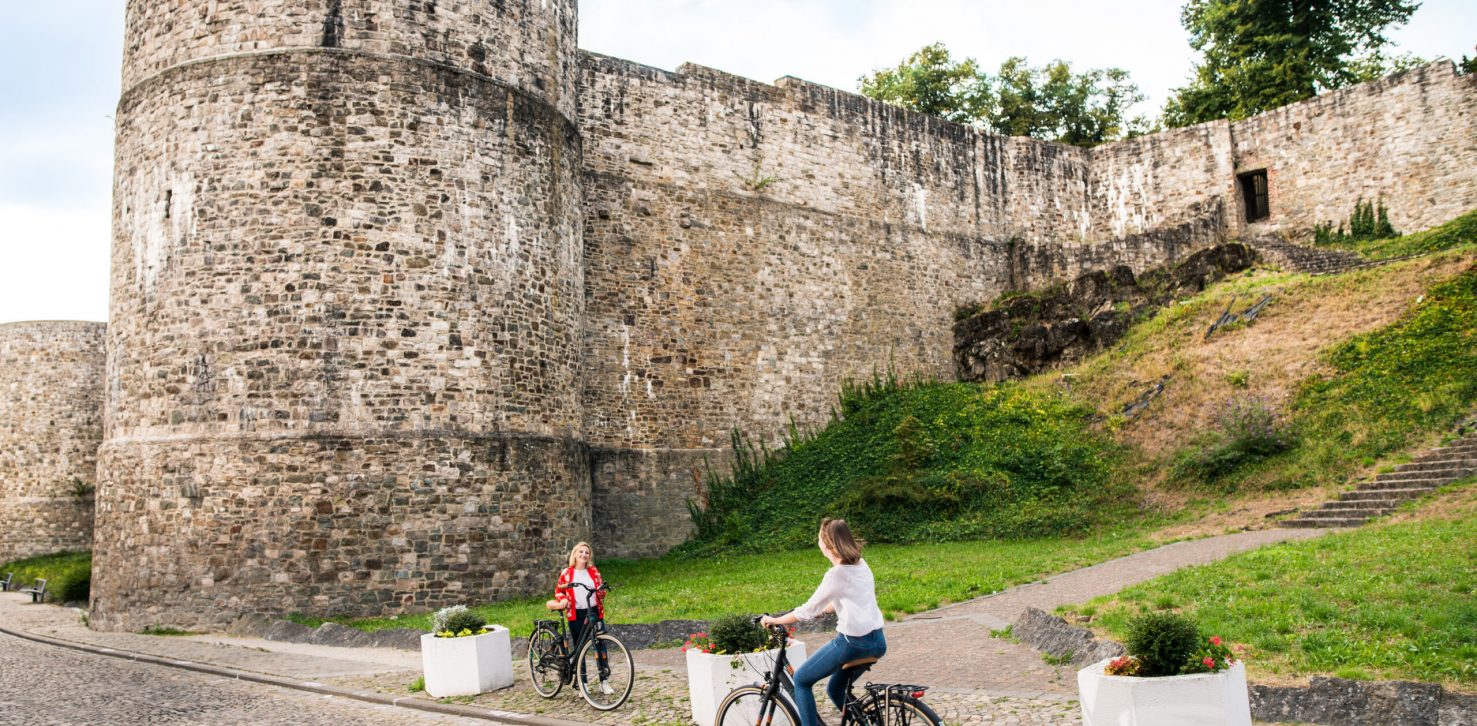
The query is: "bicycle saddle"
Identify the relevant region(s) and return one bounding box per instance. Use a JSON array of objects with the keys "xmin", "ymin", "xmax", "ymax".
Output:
[{"xmin": 841, "ymin": 656, "xmax": 880, "ymax": 675}]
